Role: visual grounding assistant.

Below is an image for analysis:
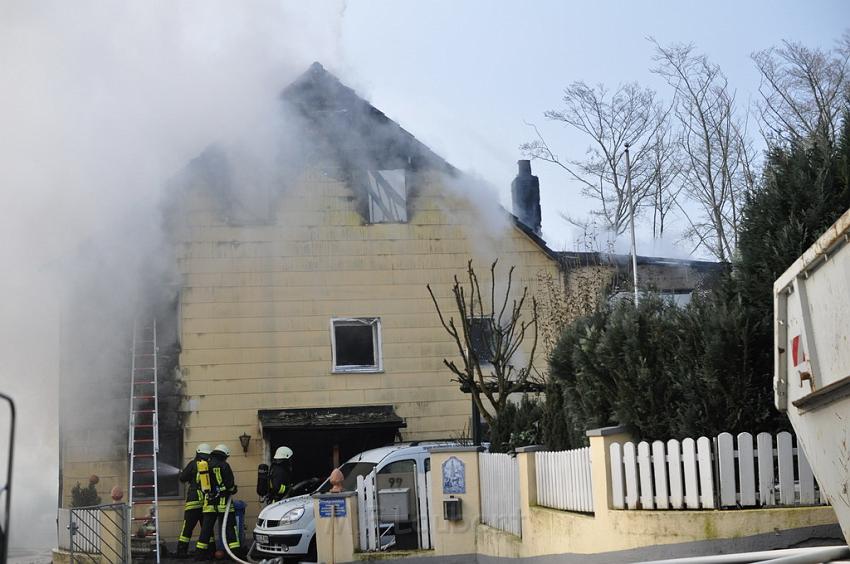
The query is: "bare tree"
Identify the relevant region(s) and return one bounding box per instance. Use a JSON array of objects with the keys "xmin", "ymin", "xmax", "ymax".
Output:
[
  {"xmin": 652, "ymin": 40, "xmax": 753, "ymax": 262},
  {"xmin": 752, "ymin": 33, "xmax": 850, "ymax": 148},
  {"xmin": 646, "ymin": 117, "xmax": 683, "ymax": 239},
  {"xmin": 521, "ymin": 82, "xmax": 669, "ymax": 235},
  {"xmin": 427, "ymin": 260, "xmax": 539, "ymax": 427}
]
